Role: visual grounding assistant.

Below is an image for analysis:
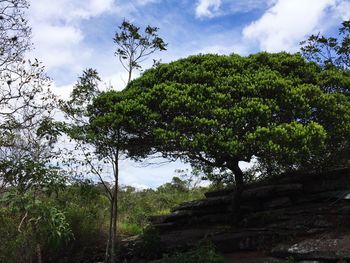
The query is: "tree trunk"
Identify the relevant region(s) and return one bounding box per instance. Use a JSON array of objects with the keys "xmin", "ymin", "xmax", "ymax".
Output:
[
  {"xmin": 127, "ymin": 69, "xmax": 132, "ymax": 84},
  {"xmin": 110, "ymin": 155, "xmax": 119, "ymax": 263},
  {"xmin": 127, "ymin": 59, "xmax": 133, "ymax": 84},
  {"xmin": 104, "ymin": 198, "xmax": 114, "ymax": 263},
  {"xmin": 110, "ymin": 197, "xmax": 116, "ymax": 263},
  {"xmin": 36, "ymin": 243, "xmax": 42, "ymax": 263},
  {"xmin": 230, "ymin": 161, "xmax": 244, "ymax": 225}
]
